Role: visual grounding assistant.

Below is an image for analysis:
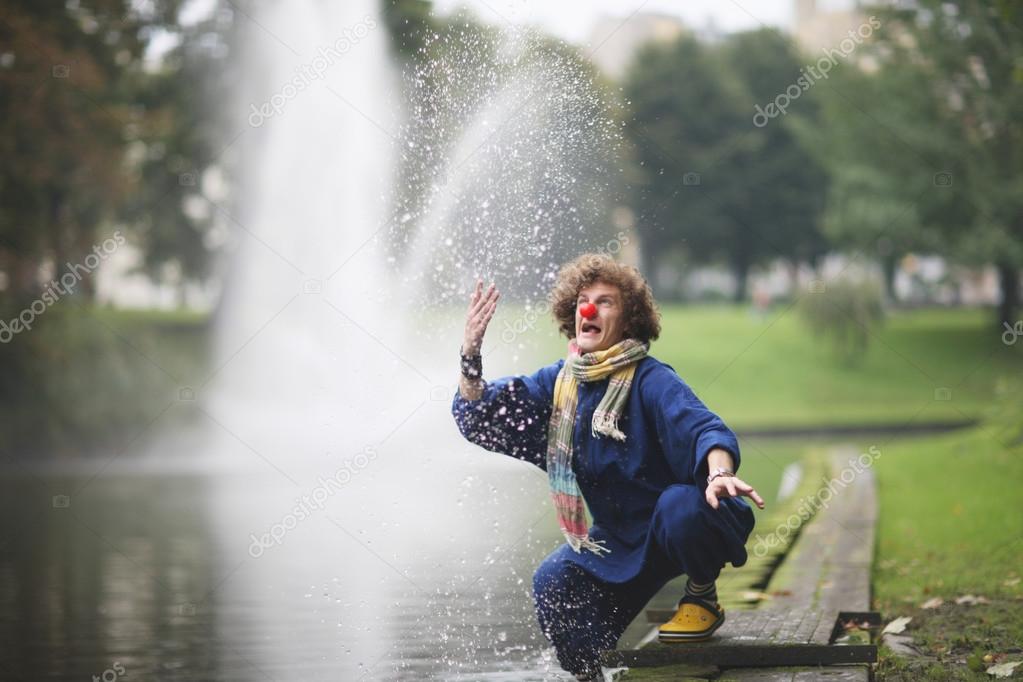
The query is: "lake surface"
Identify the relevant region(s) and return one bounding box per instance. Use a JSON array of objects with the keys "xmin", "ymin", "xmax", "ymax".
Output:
[{"xmin": 0, "ymin": 419, "xmax": 586, "ymax": 680}]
